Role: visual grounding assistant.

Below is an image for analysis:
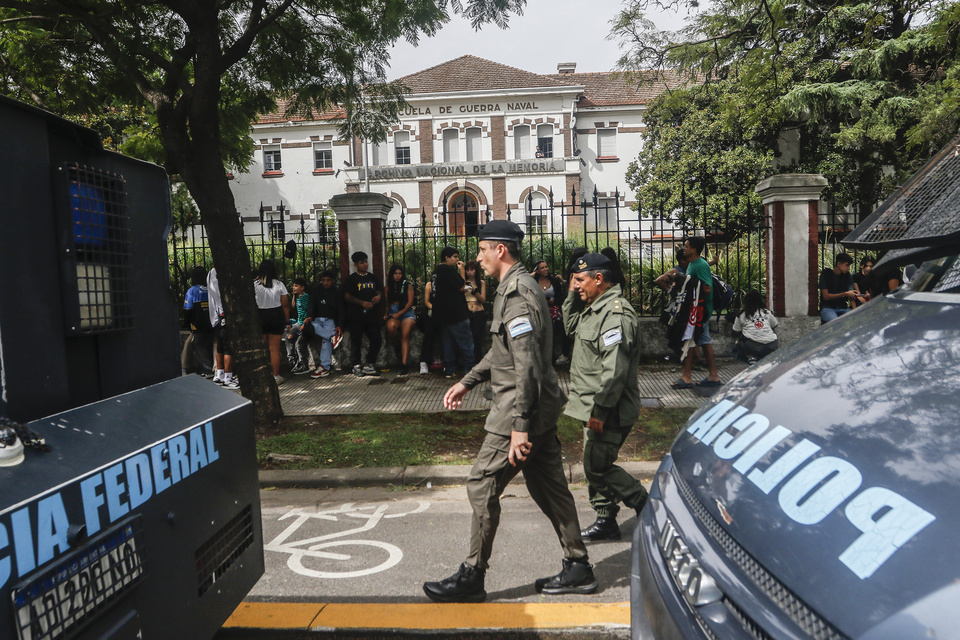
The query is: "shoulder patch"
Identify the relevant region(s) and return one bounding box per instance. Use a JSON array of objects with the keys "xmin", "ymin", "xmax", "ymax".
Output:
[
  {"xmin": 602, "ymin": 327, "xmax": 623, "ymax": 347},
  {"xmin": 504, "ymin": 278, "xmax": 519, "ymax": 295},
  {"xmin": 507, "ymin": 316, "xmax": 534, "ymax": 338}
]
